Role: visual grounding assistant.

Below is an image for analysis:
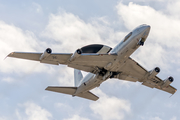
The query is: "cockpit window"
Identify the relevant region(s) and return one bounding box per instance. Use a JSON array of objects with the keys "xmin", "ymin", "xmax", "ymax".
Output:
[{"xmin": 123, "ymin": 32, "xmax": 132, "ymax": 42}]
